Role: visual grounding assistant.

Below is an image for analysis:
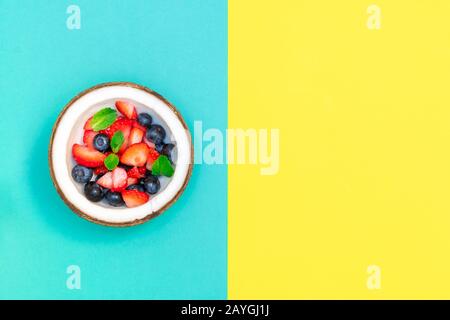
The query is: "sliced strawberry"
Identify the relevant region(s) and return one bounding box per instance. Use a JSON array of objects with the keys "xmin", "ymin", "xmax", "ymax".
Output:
[
  {"xmin": 127, "ymin": 166, "xmax": 146, "ymax": 179},
  {"xmin": 111, "ymin": 167, "xmax": 128, "ymax": 192},
  {"xmin": 129, "ymin": 127, "xmax": 144, "ymax": 145},
  {"xmin": 143, "ymin": 137, "xmax": 156, "ymax": 149},
  {"xmin": 127, "ymin": 167, "xmax": 140, "ymax": 178},
  {"xmin": 138, "ymin": 166, "xmax": 147, "ymax": 176},
  {"xmin": 132, "ymin": 120, "xmax": 147, "ymax": 132},
  {"xmin": 94, "ymin": 165, "xmax": 108, "ymax": 175},
  {"xmin": 84, "ymin": 116, "xmax": 93, "ymax": 130},
  {"xmin": 72, "ymin": 144, "xmax": 106, "ymax": 168},
  {"xmin": 116, "ymin": 100, "xmax": 137, "ymax": 120},
  {"xmin": 119, "ymin": 138, "xmax": 130, "ymax": 154},
  {"xmin": 102, "ymin": 117, "xmax": 132, "ymax": 138},
  {"xmin": 146, "ymin": 147, "xmax": 160, "ymax": 171},
  {"xmin": 120, "ymin": 143, "xmax": 150, "ymax": 167},
  {"xmin": 121, "ymin": 190, "xmax": 149, "ymax": 208},
  {"xmin": 101, "ymin": 117, "xmax": 132, "ymax": 153},
  {"xmin": 97, "ymin": 172, "xmax": 113, "ymax": 189},
  {"xmin": 127, "ymin": 177, "xmax": 139, "ymax": 186},
  {"xmin": 83, "ymin": 130, "xmax": 97, "ymax": 149},
  {"xmin": 148, "ymin": 147, "xmax": 160, "ymax": 162}
]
